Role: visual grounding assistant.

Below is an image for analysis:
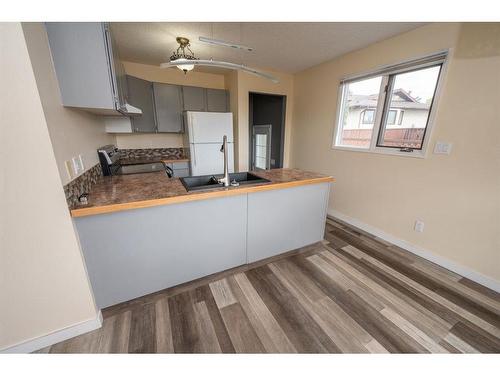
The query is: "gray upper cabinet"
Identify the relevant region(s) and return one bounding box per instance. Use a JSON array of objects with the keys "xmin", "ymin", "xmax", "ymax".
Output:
[
  {"xmin": 45, "ymin": 22, "xmax": 130, "ymax": 115},
  {"xmin": 153, "ymin": 83, "xmax": 183, "ymax": 133},
  {"xmin": 126, "ymin": 76, "xmax": 156, "ymax": 133},
  {"xmin": 182, "ymin": 86, "xmax": 207, "ymax": 111},
  {"xmin": 206, "ymin": 89, "xmax": 229, "ymax": 112}
]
